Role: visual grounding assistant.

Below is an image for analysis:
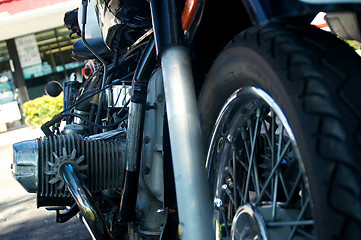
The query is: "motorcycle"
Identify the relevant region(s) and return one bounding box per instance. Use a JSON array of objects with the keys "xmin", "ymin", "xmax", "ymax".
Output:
[{"xmin": 11, "ymin": 0, "xmax": 361, "ymax": 239}]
